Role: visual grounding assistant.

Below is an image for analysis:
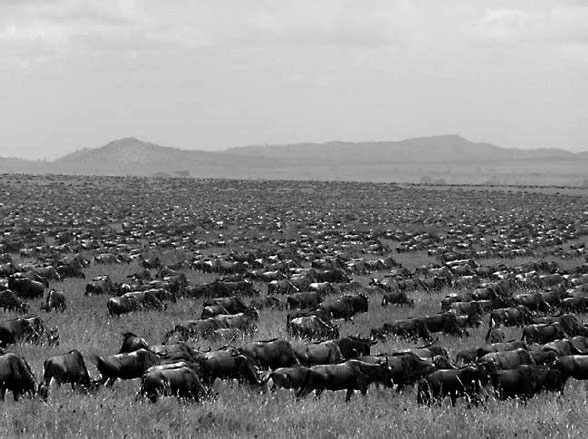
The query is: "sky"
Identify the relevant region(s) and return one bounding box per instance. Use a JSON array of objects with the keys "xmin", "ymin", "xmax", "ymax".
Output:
[{"xmin": 0, "ymin": 0, "xmax": 587, "ymax": 159}]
